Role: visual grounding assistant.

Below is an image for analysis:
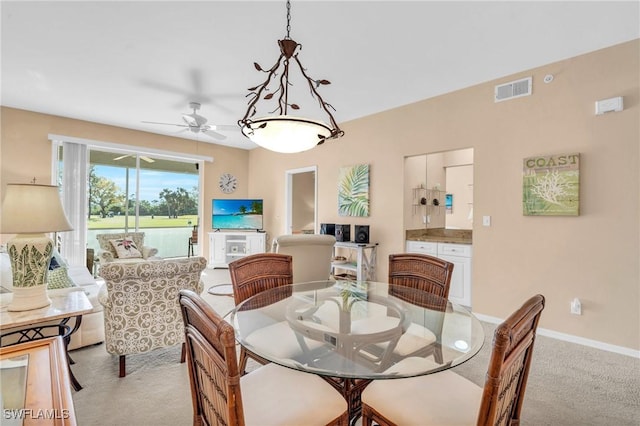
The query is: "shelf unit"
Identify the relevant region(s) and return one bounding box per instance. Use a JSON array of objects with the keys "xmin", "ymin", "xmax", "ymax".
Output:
[
  {"xmin": 208, "ymin": 232, "xmax": 266, "ymax": 268},
  {"xmin": 412, "ymin": 187, "xmax": 446, "ymax": 215},
  {"xmin": 331, "ymin": 242, "xmax": 378, "ymax": 281}
]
